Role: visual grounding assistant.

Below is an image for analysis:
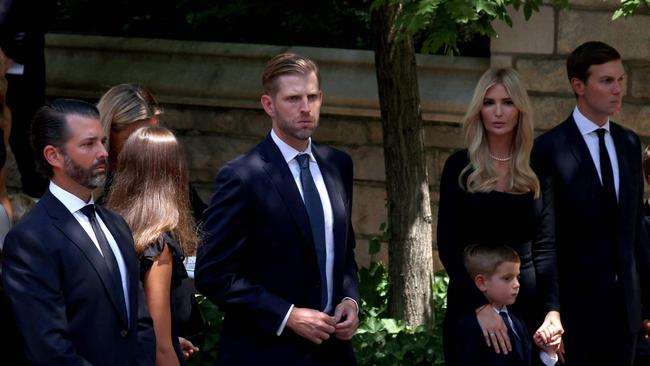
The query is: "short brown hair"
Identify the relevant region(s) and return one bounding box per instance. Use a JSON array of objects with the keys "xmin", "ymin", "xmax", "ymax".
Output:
[
  {"xmin": 464, "ymin": 244, "xmax": 520, "ymax": 279},
  {"xmin": 261, "ymin": 53, "xmax": 320, "ymax": 95},
  {"xmin": 566, "ymin": 41, "xmax": 621, "ymax": 83}
]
